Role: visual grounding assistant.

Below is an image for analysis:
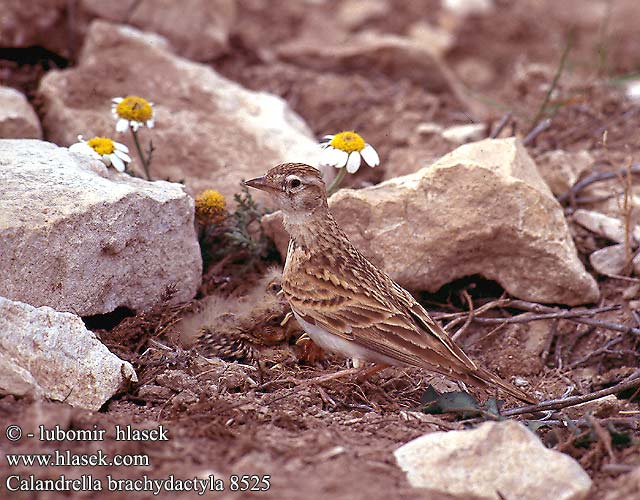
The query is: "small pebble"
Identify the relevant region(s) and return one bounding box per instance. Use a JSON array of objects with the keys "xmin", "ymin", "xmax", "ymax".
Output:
[{"xmin": 622, "ymin": 284, "xmax": 640, "ymax": 300}]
